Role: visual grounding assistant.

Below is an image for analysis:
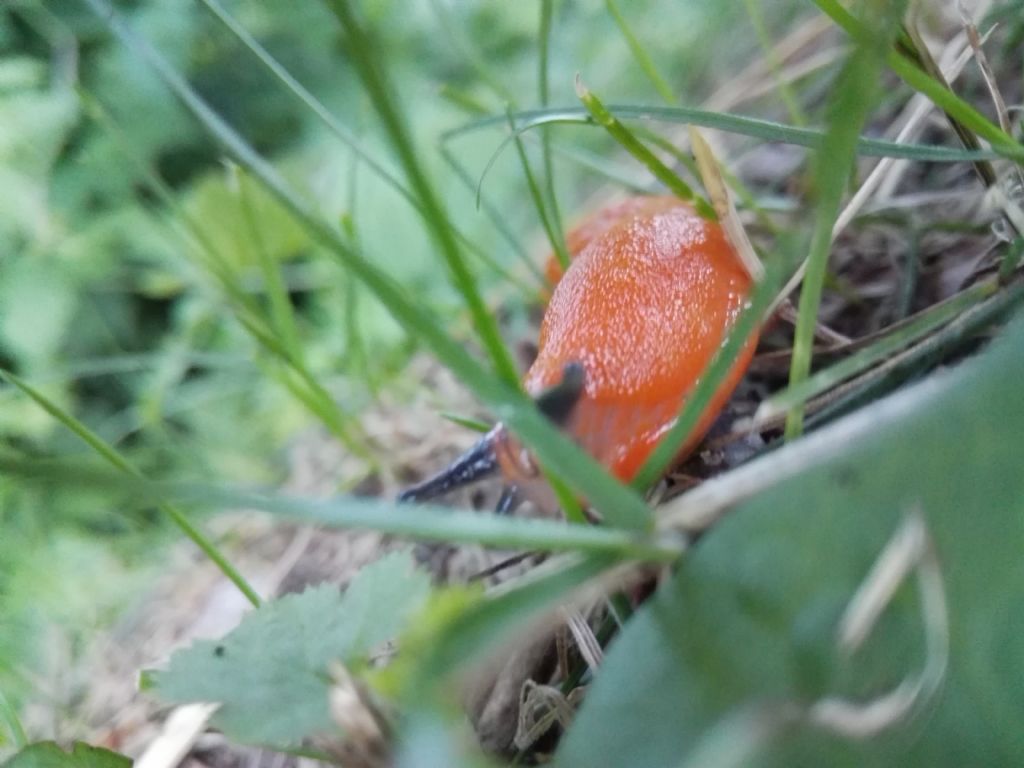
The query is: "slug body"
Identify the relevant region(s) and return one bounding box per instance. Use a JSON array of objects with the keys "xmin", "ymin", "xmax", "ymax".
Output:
[{"xmin": 400, "ymin": 195, "xmax": 757, "ymax": 512}]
